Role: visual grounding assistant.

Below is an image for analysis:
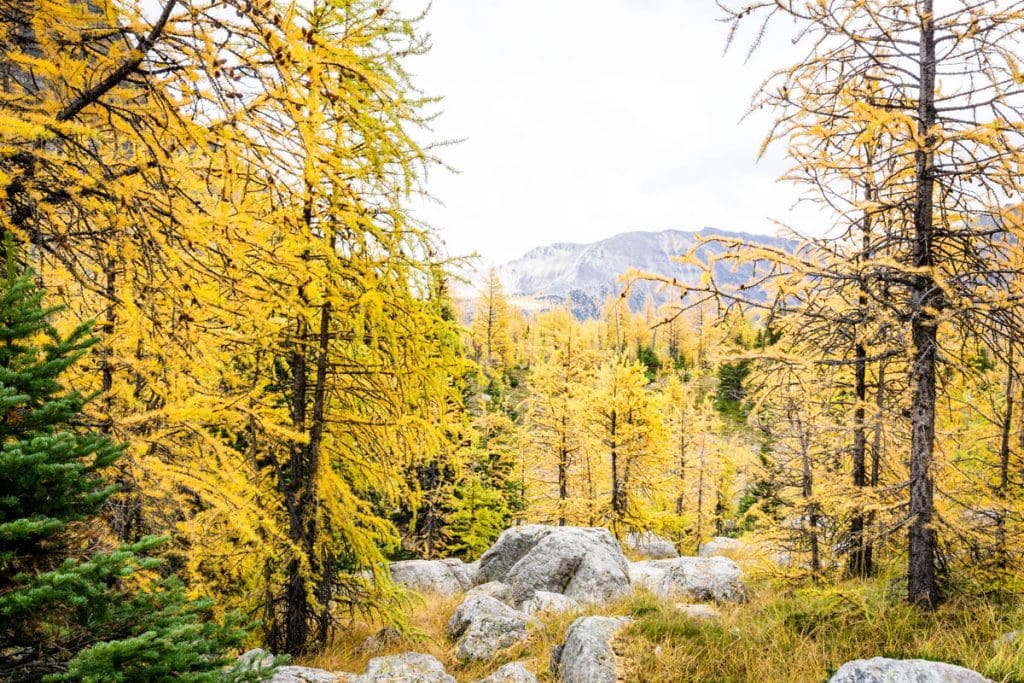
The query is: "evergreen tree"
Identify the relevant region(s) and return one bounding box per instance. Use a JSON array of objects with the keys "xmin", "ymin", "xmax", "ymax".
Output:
[{"xmin": 0, "ymin": 267, "xmax": 258, "ymax": 682}]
